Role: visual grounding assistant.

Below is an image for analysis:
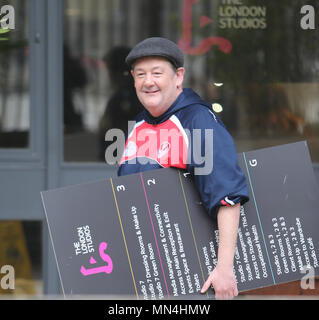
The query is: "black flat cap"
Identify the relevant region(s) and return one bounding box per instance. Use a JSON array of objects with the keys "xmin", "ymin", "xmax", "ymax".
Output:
[{"xmin": 125, "ymin": 37, "xmax": 184, "ymax": 69}]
